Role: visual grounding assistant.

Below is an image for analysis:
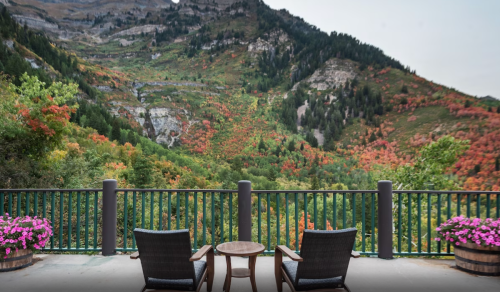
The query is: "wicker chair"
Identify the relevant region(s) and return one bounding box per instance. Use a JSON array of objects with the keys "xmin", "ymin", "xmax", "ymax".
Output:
[
  {"xmin": 274, "ymin": 228, "xmax": 359, "ymax": 292},
  {"xmin": 130, "ymin": 229, "xmax": 214, "ymax": 292}
]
